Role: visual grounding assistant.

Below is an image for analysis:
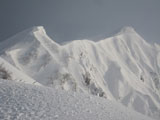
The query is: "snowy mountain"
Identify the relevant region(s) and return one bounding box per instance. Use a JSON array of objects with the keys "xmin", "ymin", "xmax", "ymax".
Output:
[{"xmin": 0, "ymin": 26, "xmax": 160, "ymax": 119}]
